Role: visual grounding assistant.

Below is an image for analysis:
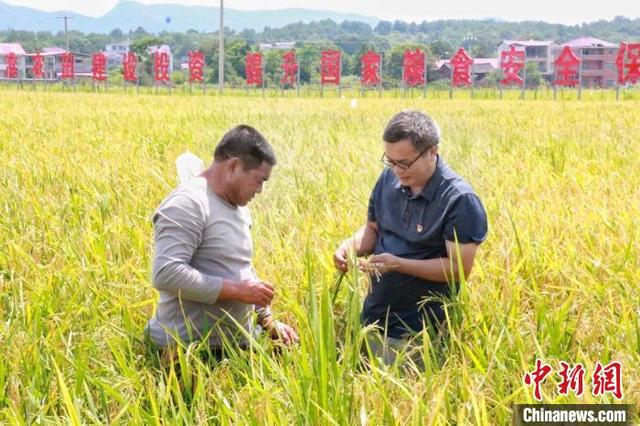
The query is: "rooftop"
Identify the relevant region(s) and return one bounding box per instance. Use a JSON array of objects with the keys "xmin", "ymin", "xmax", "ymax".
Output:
[
  {"xmin": 436, "ymin": 58, "xmax": 499, "ymax": 68},
  {"xmin": 501, "ymin": 40, "xmax": 554, "ymax": 47},
  {"xmin": 563, "ymin": 37, "xmax": 617, "ymax": 48},
  {"xmin": 0, "ymin": 43, "xmax": 26, "ymax": 55}
]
